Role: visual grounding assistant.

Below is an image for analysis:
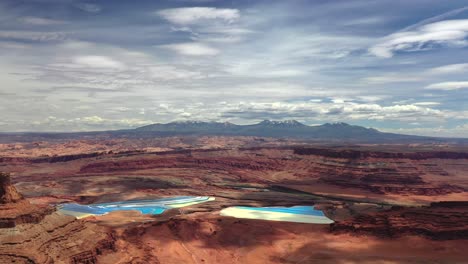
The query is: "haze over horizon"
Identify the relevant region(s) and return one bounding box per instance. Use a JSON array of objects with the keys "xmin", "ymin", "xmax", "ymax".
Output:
[{"xmin": 1, "ymin": 0, "xmax": 468, "ymax": 137}]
